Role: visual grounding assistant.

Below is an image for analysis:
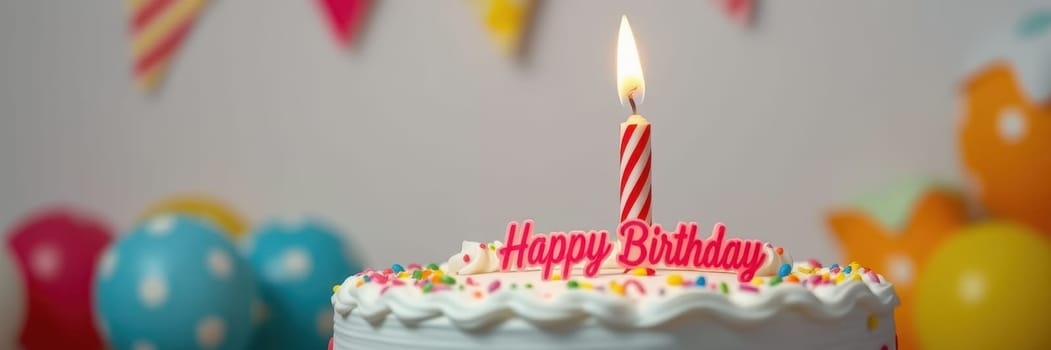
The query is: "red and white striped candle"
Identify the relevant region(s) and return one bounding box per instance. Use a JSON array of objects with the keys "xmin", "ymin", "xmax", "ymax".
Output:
[
  {"xmin": 620, "ymin": 116, "xmax": 652, "ymax": 224},
  {"xmin": 616, "ymin": 16, "xmax": 651, "ymax": 224}
]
